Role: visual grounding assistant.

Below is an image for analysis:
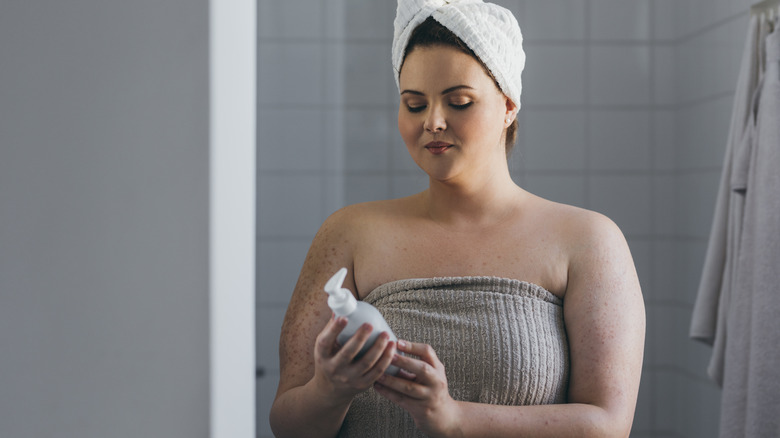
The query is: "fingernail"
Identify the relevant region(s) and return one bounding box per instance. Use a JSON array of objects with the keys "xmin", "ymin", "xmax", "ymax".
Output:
[{"xmin": 398, "ymin": 340, "xmax": 407, "ymax": 348}]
